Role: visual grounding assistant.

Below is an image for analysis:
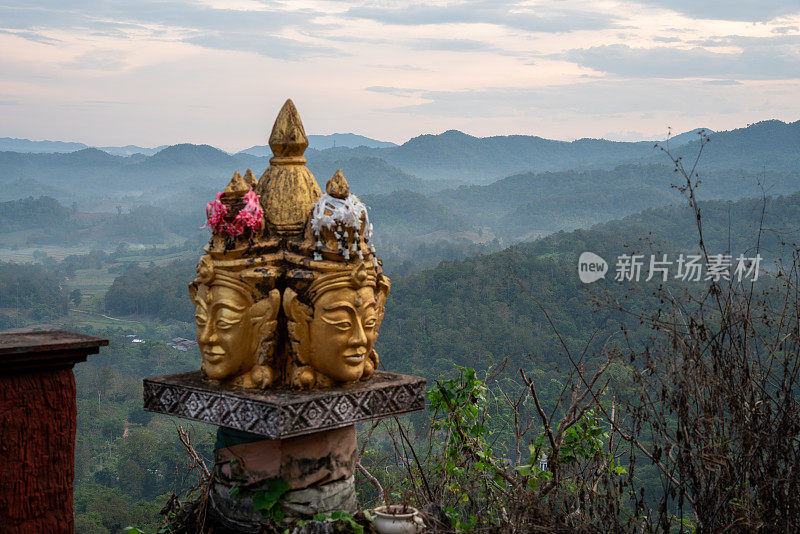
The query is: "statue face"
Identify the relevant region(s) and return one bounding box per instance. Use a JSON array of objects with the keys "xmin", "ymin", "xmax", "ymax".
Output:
[
  {"xmin": 194, "ymin": 284, "xmax": 259, "ymax": 381},
  {"xmin": 308, "ymin": 286, "xmax": 379, "ymax": 383}
]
